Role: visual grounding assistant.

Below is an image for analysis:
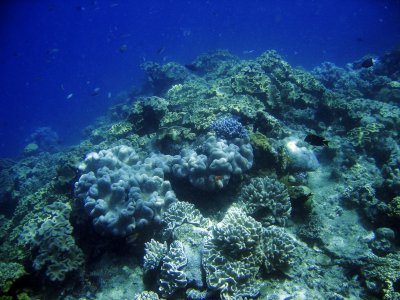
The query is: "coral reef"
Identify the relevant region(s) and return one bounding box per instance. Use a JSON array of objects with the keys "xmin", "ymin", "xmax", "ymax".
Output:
[
  {"xmin": 2, "ymin": 47, "xmax": 400, "ymax": 299},
  {"xmin": 143, "ymin": 239, "xmax": 168, "ymax": 272},
  {"xmin": 75, "ymin": 145, "xmax": 177, "ymax": 236},
  {"xmin": 237, "ymin": 176, "xmax": 291, "ymax": 227},
  {"xmin": 0, "ymin": 262, "xmax": 26, "ymax": 293},
  {"xmin": 109, "ymin": 121, "xmax": 133, "ymax": 137},
  {"xmin": 19, "ymin": 201, "xmax": 84, "ymax": 282},
  {"xmin": 171, "ymin": 133, "xmax": 253, "ymax": 190},
  {"xmin": 141, "ymin": 61, "xmax": 191, "ymax": 94},
  {"xmin": 134, "ymin": 291, "xmax": 160, "ymax": 300},
  {"xmin": 25, "ymin": 126, "xmax": 60, "ymax": 153},
  {"xmin": 210, "ymin": 116, "xmax": 248, "ymax": 139},
  {"xmin": 263, "ymin": 226, "xmax": 295, "ymax": 273},
  {"xmin": 202, "ymin": 208, "xmax": 264, "ymax": 299}
]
